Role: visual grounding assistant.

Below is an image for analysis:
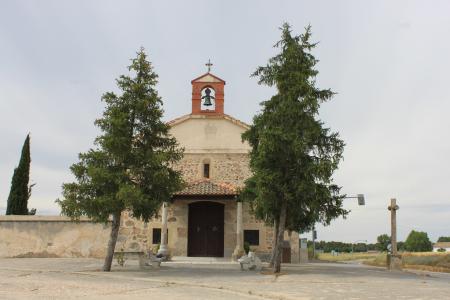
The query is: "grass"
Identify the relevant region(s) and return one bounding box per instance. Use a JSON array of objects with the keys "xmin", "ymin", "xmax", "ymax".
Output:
[
  {"xmin": 364, "ymin": 252, "xmax": 450, "ymax": 273},
  {"xmin": 363, "ymin": 253, "xmax": 387, "ymax": 266}
]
